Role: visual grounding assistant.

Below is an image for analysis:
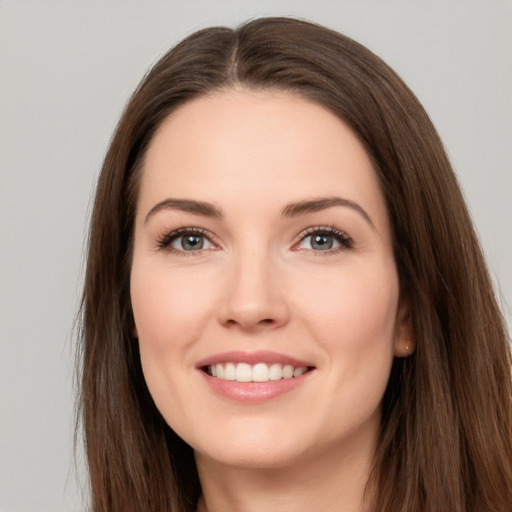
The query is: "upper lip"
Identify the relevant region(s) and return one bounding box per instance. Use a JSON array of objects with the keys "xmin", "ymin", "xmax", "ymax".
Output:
[{"xmin": 195, "ymin": 350, "xmax": 315, "ymax": 369}]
